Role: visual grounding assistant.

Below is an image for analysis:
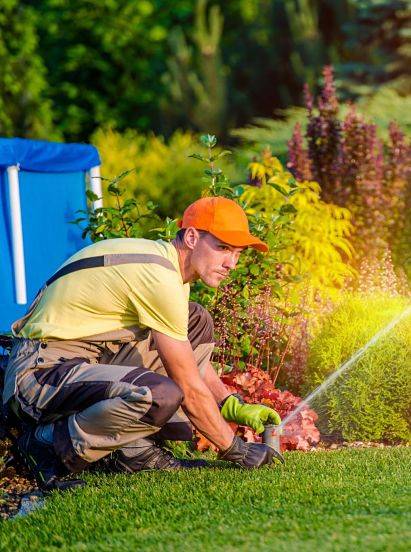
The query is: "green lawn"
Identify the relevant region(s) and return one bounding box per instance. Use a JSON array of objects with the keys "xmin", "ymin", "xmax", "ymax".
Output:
[{"xmin": 0, "ymin": 448, "xmax": 410, "ymax": 551}]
